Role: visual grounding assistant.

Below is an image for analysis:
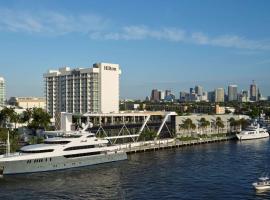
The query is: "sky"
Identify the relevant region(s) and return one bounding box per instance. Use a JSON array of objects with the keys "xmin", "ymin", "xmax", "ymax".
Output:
[{"xmin": 0, "ymin": 0, "xmax": 270, "ymax": 99}]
